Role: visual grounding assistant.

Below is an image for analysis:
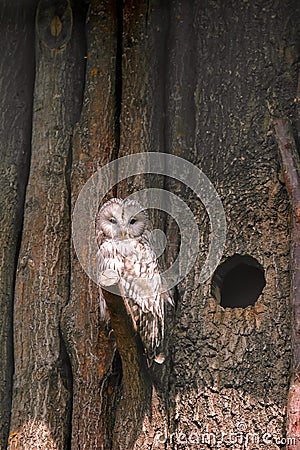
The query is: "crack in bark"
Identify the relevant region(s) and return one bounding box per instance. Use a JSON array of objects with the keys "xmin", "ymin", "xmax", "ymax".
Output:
[{"xmin": 58, "ymin": 326, "xmax": 74, "ymax": 450}]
